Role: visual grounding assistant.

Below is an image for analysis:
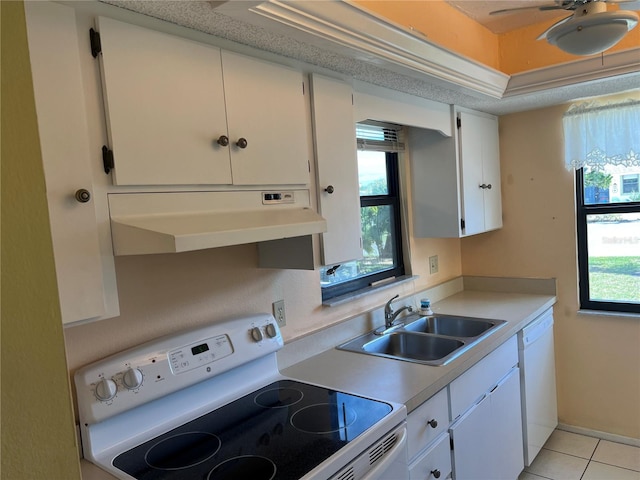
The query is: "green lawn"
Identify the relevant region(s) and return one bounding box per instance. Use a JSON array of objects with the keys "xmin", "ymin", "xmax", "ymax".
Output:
[{"xmin": 588, "ymin": 256, "xmax": 640, "ymax": 302}]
